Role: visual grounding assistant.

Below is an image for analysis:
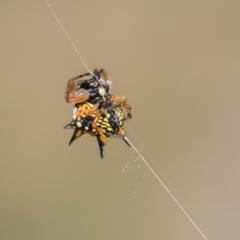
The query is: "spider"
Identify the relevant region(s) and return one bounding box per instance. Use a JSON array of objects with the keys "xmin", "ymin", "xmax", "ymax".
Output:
[
  {"xmin": 64, "ymin": 103, "xmax": 131, "ymax": 158},
  {"xmin": 64, "ymin": 68, "xmax": 132, "ymax": 158}
]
